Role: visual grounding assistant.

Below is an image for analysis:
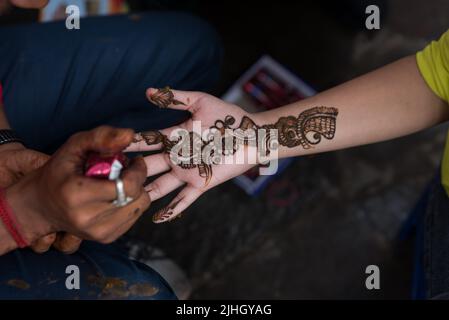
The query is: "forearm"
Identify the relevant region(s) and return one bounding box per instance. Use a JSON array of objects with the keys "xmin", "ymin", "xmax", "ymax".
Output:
[{"xmin": 254, "ymin": 55, "xmax": 449, "ymax": 159}]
